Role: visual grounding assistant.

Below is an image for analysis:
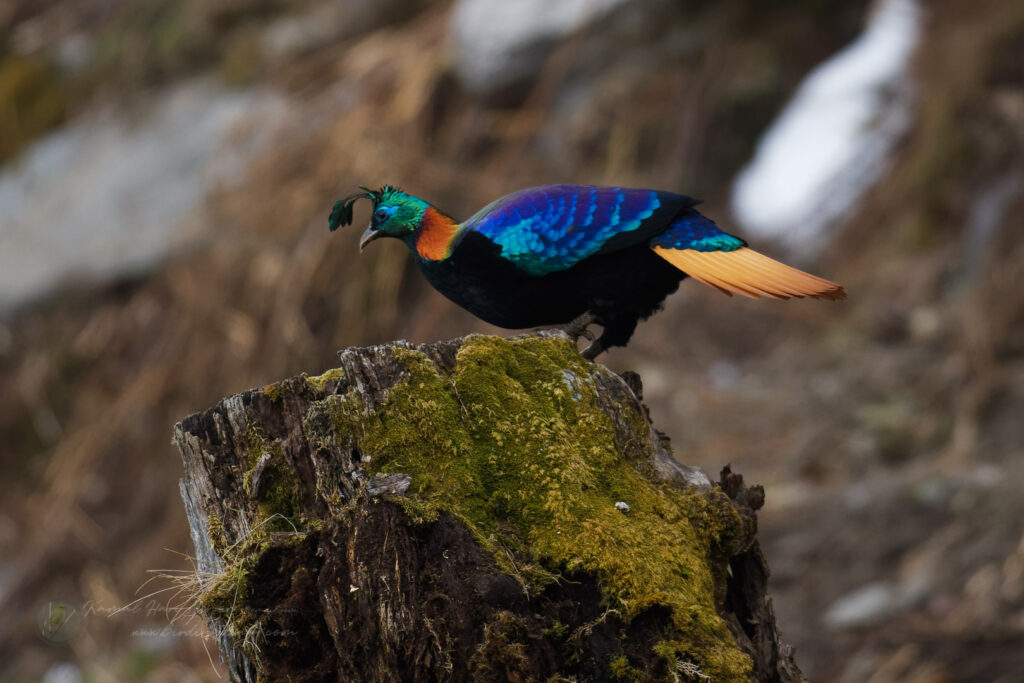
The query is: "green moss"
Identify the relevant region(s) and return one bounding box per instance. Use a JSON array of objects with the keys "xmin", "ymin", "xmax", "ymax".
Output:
[
  {"xmin": 200, "ymin": 528, "xmax": 310, "ymax": 664},
  {"xmin": 305, "ymin": 367, "xmax": 346, "ymax": 394},
  {"xmin": 206, "ymin": 512, "xmax": 228, "ymax": 555},
  {"xmin": 541, "ymin": 621, "xmax": 568, "ymax": 639},
  {"xmin": 610, "ymin": 655, "xmax": 640, "ymax": 681},
  {"xmin": 201, "ymin": 568, "xmax": 265, "ymax": 664},
  {"xmin": 469, "ymin": 611, "xmax": 531, "ymax": 679},
  {"xmin": 200, "ymin": 550, "xmax": 255, "ymax": 624},
  {"xmin": 243, "ymin": 425, "xmax": 303, "ymax": 531},
  {"xmin": 262, "ymin": 381, "xmax": 287, "ymax": 404},
  {"xmin": 319, "ymin": 334, "xmax": 752, "ymax": 679}
]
